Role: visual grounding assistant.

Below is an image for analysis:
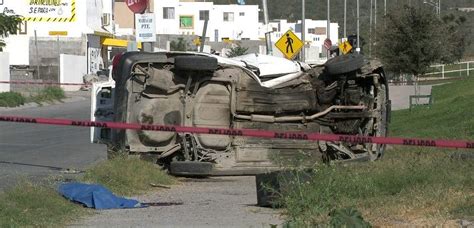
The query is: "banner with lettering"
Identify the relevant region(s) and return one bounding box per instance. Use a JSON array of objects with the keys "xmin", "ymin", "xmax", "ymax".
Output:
[{"xmin": 0, "ymin": 0, "xmax": 76, "ymax": 22}]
